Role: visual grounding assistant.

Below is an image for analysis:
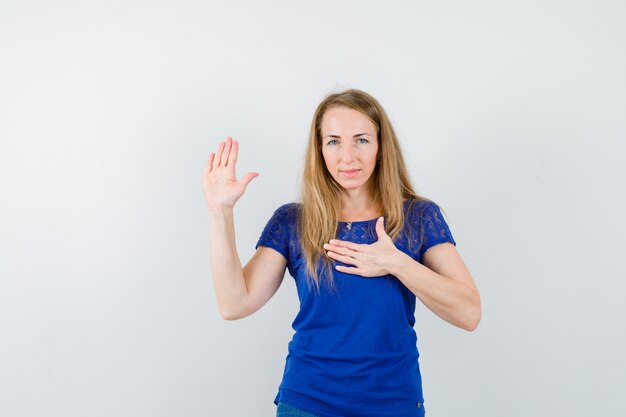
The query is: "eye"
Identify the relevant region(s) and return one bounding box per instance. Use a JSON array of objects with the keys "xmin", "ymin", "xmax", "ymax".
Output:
[
  {"xmin": 357, "ymin": 138, "xmax": 369, "ymax": 144},
  {"xmin": 326, "ymin": 139, "xmax": 338, "ymax": 146}
]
